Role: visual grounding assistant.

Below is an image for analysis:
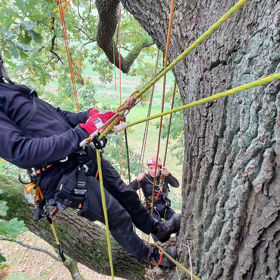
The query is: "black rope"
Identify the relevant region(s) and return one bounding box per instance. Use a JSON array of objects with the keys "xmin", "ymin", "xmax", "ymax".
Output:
[
  {"xmin": 124, "ymin": 128, "xmax": 131, "ymax": 185},
  {"xmin": 138, "ymin": 49, "xmax": 160, "ymax": 174}
]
